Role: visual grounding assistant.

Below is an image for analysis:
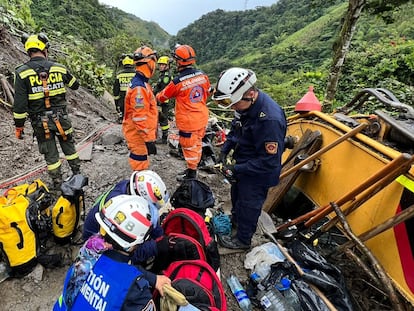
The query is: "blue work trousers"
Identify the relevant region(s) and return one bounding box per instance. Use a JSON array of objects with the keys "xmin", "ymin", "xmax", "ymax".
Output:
[{"xmin": 231, "ymin": 177, "xmax": 269, "ymax": 245}]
